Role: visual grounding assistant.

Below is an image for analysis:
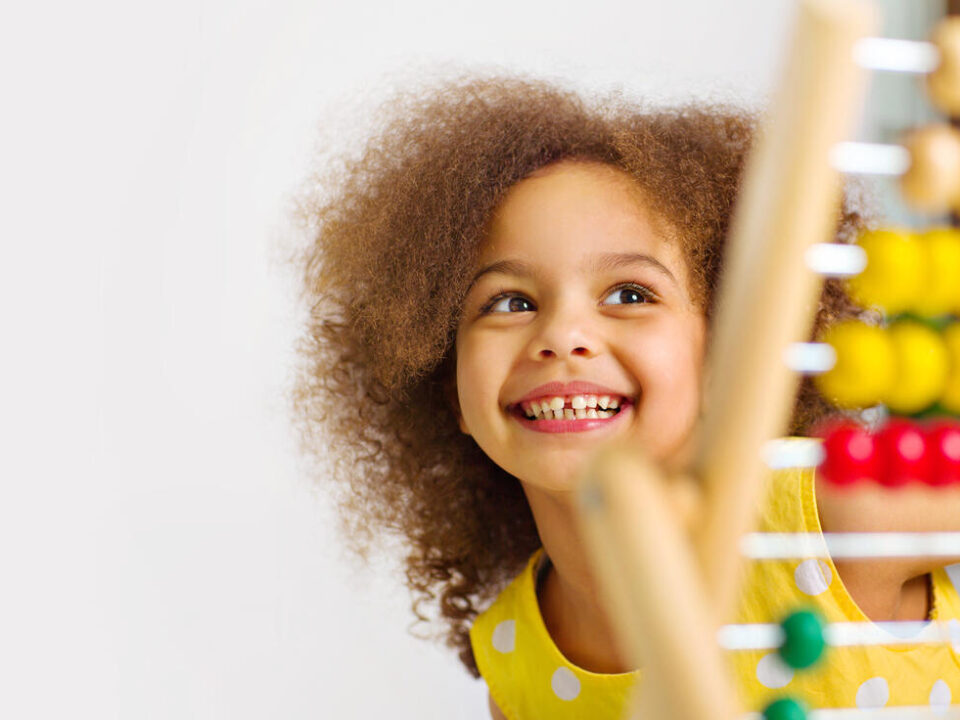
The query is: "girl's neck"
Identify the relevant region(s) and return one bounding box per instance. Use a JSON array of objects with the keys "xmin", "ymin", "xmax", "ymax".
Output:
[
  {"xmin": 523, "ymin": 482, "xmax": 636, "ymax": 674},
  {"xmin": 537, "ymin": 555, "xmax": 636, "ymax": 674}
]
